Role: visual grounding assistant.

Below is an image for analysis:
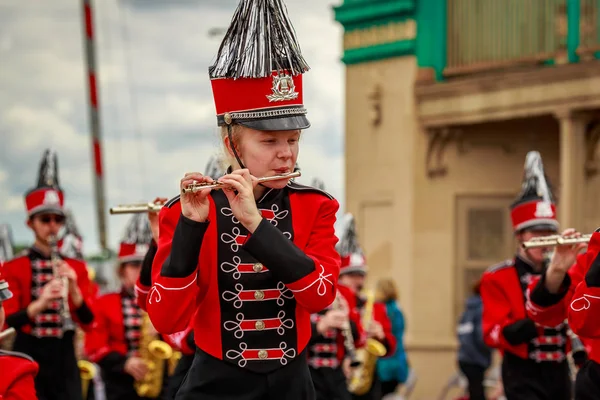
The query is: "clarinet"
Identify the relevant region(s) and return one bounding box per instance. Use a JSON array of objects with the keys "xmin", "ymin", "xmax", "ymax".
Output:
[
  {"xmin": 48, "ymin": 235, "xmax": 76, "ymax": 334},
  {"xmin": 332, "ymin": 294, "xmax": 361, "ymax": 368}
]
